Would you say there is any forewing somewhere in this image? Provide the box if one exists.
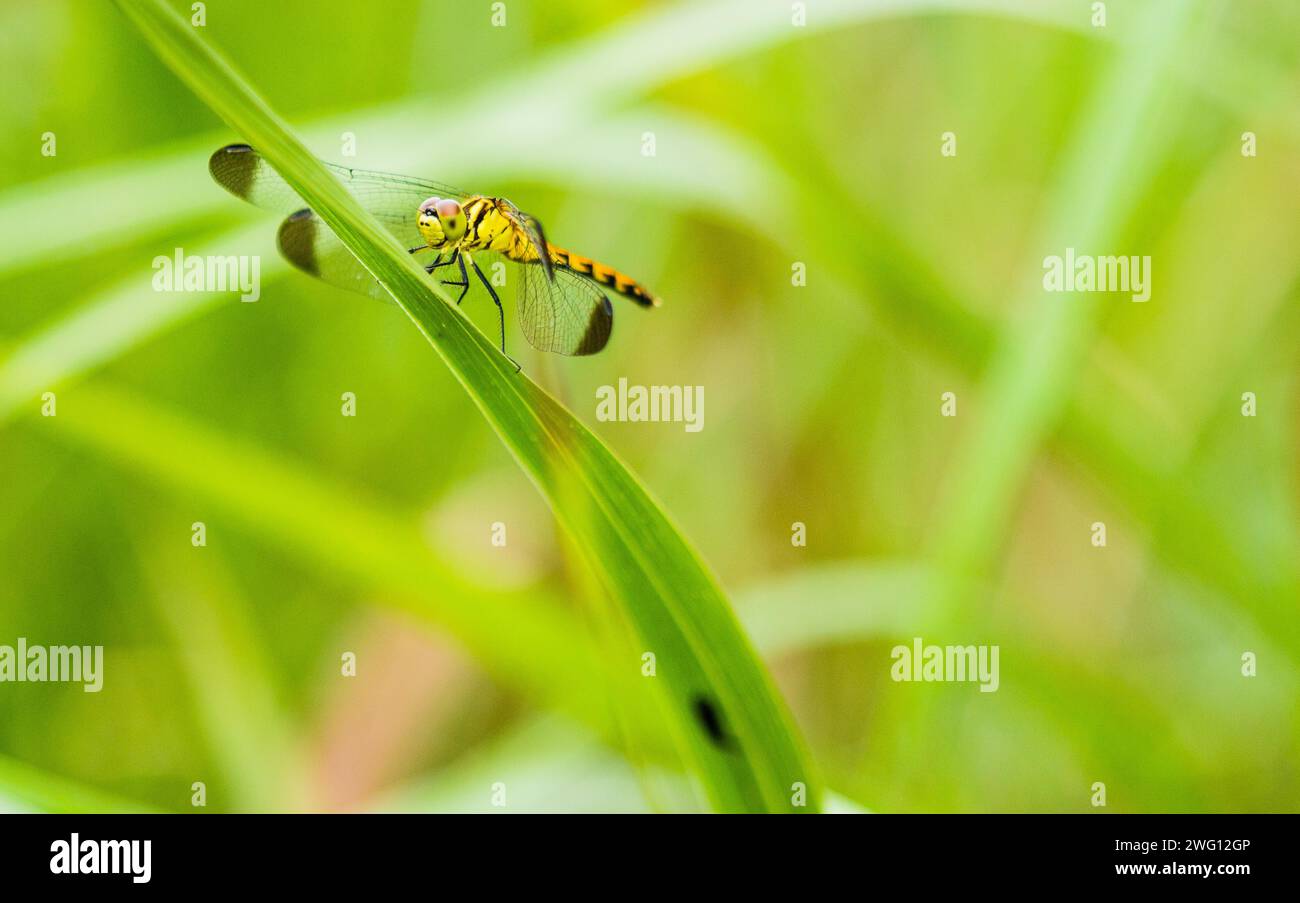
[210,144,467,299]
[516,263,613,356]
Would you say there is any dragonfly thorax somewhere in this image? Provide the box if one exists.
[417,195,530,261]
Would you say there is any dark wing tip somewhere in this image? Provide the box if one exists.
[277,209,320,276]
[209,144,258,199]
[574,294,613,355]
[691,695,732,750]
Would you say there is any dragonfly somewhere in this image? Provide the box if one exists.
[208,144,660,358]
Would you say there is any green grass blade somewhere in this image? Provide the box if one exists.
[0,223,280,424]
[142,545,307,812]
[114,0,816,812]
[932,0,1198,590]
[44,379,637,740]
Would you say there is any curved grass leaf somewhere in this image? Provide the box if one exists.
[931,0,1197,593]
[113,0,816,812]
[46,378,647,745]
[142,544,308,812]
[7,1,1279,649]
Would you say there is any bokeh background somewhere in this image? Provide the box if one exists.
[1,0,1297,812]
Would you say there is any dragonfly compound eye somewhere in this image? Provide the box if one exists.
[434,198,466,241]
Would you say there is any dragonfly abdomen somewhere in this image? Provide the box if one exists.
[466,199,661,307]
[546,245,660,308]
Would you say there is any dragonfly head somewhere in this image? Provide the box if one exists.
[417,196,466,247]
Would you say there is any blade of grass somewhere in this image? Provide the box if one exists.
[931,0,1198,595]
[731,561,1256,810]
[32,350,1295,810]
[115,0,815,812]
[41,379,620,735]
[0,223,280,424]
[4,5,1283,771]
[3,0,1280,644]
[141,540,308,812]
[34,378,900,811]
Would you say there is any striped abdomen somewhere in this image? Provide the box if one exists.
[465,198,660,307]
[544,245,660,308]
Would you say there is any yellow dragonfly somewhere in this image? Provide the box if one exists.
[209,144,660,357]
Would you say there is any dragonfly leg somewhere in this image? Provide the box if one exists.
[470,257,518,369]
[408,245,428,254]
[422,253,443,272]
[428,249,458,272]
[440,252,470,305]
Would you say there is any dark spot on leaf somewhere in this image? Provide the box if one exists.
[692,695,731,750]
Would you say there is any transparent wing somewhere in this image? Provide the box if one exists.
[209,143,469,221]
[515,262,614,356]
[209,144,467,299]
[275,209,395,302]
[211,144,616,355]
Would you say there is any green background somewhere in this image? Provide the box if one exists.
[0,0,1297,812]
